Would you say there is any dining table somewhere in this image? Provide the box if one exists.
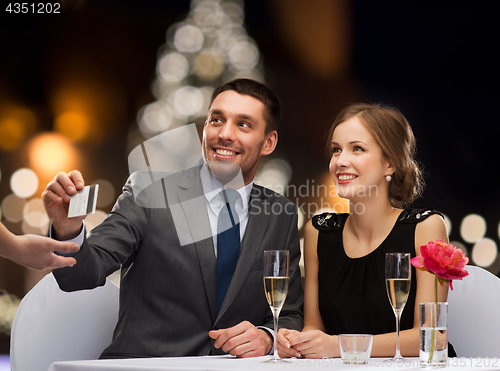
[48,355,500,371]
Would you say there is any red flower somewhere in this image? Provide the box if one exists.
[411,240,469,290]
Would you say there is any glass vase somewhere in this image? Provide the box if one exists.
[419,302,448,367]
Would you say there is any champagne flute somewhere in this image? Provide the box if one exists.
[263,250,290,362]
[385,252,411,360]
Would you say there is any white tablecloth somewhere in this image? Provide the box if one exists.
[48,355,500,371]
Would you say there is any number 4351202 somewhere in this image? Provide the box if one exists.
[5,3,61,14]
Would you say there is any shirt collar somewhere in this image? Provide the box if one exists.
[200,165,252,209]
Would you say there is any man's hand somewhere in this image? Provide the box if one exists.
[209,321,273,357]
[42,170,86,240]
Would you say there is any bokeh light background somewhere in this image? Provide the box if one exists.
[0,0,499,359]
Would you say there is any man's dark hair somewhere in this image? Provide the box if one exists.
[210,78,282,133]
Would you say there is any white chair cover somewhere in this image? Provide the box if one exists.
[448,265,500,357]
[10,273,119,371]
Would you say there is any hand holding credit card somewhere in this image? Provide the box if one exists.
[68,185,99,218]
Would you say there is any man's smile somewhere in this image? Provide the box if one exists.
[213,147,240,159]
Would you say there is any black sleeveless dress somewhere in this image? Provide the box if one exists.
[312,208,457,356]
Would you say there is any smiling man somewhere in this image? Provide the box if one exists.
[43,79,303,359]
[203,82,278,186]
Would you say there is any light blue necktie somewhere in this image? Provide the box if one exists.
[216,189,241,314]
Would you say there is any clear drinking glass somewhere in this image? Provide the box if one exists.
[420,302,448,367]
[385,252,411,360]
[263,250,290,362]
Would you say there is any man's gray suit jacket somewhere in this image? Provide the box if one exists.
[54,164,303,358]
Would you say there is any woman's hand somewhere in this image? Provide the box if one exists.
[277,328,302,358]
[286,329,339,359]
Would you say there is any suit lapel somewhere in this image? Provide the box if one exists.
[170,166,217,320]
[215,186,270,322]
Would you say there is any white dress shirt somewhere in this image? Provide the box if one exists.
[199,165,253,256]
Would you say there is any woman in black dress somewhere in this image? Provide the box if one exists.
[278,103,452,358]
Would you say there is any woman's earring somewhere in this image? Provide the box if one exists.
[385,174,392,182]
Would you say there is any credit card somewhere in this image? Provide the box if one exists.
[68,184,99,218]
